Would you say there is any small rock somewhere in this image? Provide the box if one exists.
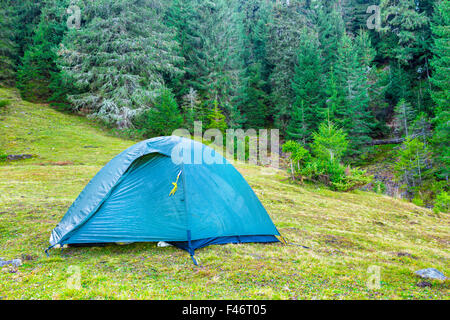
[157,241,172,247]
[6,154,33,161]
[415,268,447,280]
[0,259,22,267]
[417,281,432,288]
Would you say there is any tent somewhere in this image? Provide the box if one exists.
[47,136,280,263]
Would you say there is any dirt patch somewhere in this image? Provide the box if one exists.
[39,161,74,166]
[5,154,34,161]
[323,235,356,249]
[417,281,432,288]
[395,252,418,259]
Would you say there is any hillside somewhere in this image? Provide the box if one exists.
[0,88,448,299]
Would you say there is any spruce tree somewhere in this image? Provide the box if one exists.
[289,28,324,142]
[316,1,346,74]
[286,100,308,144]
[311,121,349,163]
[16,1,69,101]
[133,88,183,138]
[236,63,268,128]
[342,31,376,156]
[207,99,228,134]
[380,0,431,65]
[235,0,271,129]
[172,0,242,128]
[430,0,450,180]
[0,0,18,86]
[266,0,306,132]
[58,0,184,128]
[393,98,416,137]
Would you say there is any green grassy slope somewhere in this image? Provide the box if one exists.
[0,88,448,299]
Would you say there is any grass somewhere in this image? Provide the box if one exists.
[0,87,449,300]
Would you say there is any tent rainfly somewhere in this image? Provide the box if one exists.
[47,136,280,264]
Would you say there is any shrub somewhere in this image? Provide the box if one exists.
[132,88,183,138]
[434,191,450,213]
[281,124,372,192]
[373,181,386,194]
[311,122,348,162]
[282,140,310,181]
[0,99,11,109]
[412,197,425,207]
[331,166,373,192]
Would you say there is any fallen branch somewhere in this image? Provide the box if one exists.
[368,133,425,146]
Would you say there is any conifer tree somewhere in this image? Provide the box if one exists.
[236,63,268,128]
[380,0,431,65]
[311,121,349,162]
[316,1,346,74]
[394,136,431,199]
[430,0,449,180]
[133,88,183,138]
[289,28,324,142]
[235,0,271,129]
[58,0,184,128]
[207,99,228,134]
[17,1,69,101]
[267,0,306,132]
[286,100,308,144]
[0,0,18,85]
[393,98,416,137]
[171,0,242,128]
[341,31,376,156]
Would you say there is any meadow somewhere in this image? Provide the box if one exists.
[0,88,448,299]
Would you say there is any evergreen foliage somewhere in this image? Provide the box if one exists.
[1,0,448,206]
[58,0,184,128]
[133,88,183,138]
[430,0,450,180]
[0,0,18,86]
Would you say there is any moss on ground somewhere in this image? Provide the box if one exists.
[0,88,448,299]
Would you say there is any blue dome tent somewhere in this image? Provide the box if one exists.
[47,136,280,264]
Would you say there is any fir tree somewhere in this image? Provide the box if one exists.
[430,0,450,180]
[207,99,228,134]
[58,0,184,128]
[394,136,431,199]
[133,88,183,138]
[380,0,431,65]
[235,0,271,129]
[17,1,69,101]
[311,121,349,162]
[173,0,242,127]
[267,0,306,132]
[236,63,268,128]
[0,0,18,86]
[393,98,416,137]
[289,28,324,142]
[316,1,346,74]
[286,100,308,144]
[341,31,376,156]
